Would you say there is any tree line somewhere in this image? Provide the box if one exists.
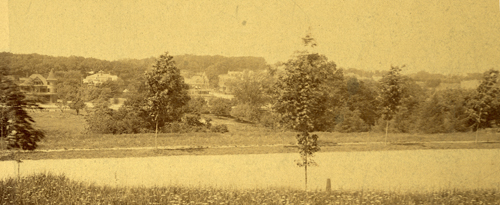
[1,48,499,150]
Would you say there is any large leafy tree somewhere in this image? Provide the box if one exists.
[418,89,471,134]
[466,69,500,142]
[344,77,379,128]
[227,70,275,122]
[377,66,404,143]
[145,52,190,149]
[0,66,44,150]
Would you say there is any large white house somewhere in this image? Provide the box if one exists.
[83,70,118,85]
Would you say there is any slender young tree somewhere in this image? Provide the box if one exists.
[145,52,190,150]
[273,35,335,196]
[377,66,404,144]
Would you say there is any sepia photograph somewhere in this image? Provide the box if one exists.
[1,0,500,204]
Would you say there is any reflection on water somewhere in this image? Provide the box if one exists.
[1,149,499,192]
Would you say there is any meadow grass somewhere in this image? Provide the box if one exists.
[31,111,500,151]
[1,173,499,204]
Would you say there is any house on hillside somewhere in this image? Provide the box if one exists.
[460,80,480,90]
[218,71,245,93]
[184,72,211,97]
[83,70,118,85]
[344,73,373,82]
[18,69,58,103]
[435,82,460,90]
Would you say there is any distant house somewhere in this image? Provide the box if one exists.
[344,73,374,82]
[436,82,461,90]
[218,71,245,93]
[18,70,58,103]
[460,80,480,90]
[184,72,211,97]
[83,70,118,85]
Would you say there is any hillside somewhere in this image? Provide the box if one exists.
[0,52,269,87]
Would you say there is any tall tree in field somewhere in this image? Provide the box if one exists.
[273,35,338,194]
[0,66,44,150]
[145,53,190,149]
[377,66,404,144]
[466,69,500,142]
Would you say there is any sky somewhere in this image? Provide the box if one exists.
[1,0,500,75]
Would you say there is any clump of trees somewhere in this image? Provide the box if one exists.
[85,53,215,136]
[4,47,500,143]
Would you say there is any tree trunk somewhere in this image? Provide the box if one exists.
[305,155,308,204]
[476,123,479,144]
[385,120,389,145]
[476,113,480,143]
[155,120,158,150]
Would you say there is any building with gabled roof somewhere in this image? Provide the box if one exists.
[18,69,58,103]
[184,72,211,97]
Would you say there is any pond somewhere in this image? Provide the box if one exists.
[1,149,499,192]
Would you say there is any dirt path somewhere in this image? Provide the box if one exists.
[3,140,498,153]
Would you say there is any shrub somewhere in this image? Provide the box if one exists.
[209,98,232,117]
[186,97,209,114]
[85,108,116,134]
[162,114,212,133]
[259,111,279,129]
[334,109,369,133]
[86,104,150,134]
[230,103,261,122]
[163,121,190,133]
[211,124,229,133]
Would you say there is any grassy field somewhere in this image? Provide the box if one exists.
[1,173,499,204]
[0,110,498,160]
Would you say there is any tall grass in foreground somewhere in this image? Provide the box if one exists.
[1,173,500,204]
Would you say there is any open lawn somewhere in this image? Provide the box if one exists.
[1,110,499,160]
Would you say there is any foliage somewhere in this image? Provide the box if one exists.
[185,97,209,115]
[258,111,280,129]
[69,97,86,115]
[0,67,44,150]
[344,77,379,127]
[227,70,274,107]
[55,70,83,102]
[377,66,404,121]
[84,103,116,134]
[377,66,427,134]
[273,51,343,132]
[162,114,212,133]
[273,38,335,192]
[230,103,261,122]
[112,107,150,134]
[225,70,275,122]
[210,124,229,133]
[466,69,500,131]
[334,109,370,133]
[416,89,471,133]
[209,98,232,117]
[145,52,190,133]
[5,173,500,204]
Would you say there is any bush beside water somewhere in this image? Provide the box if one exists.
[1,173,499,204]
